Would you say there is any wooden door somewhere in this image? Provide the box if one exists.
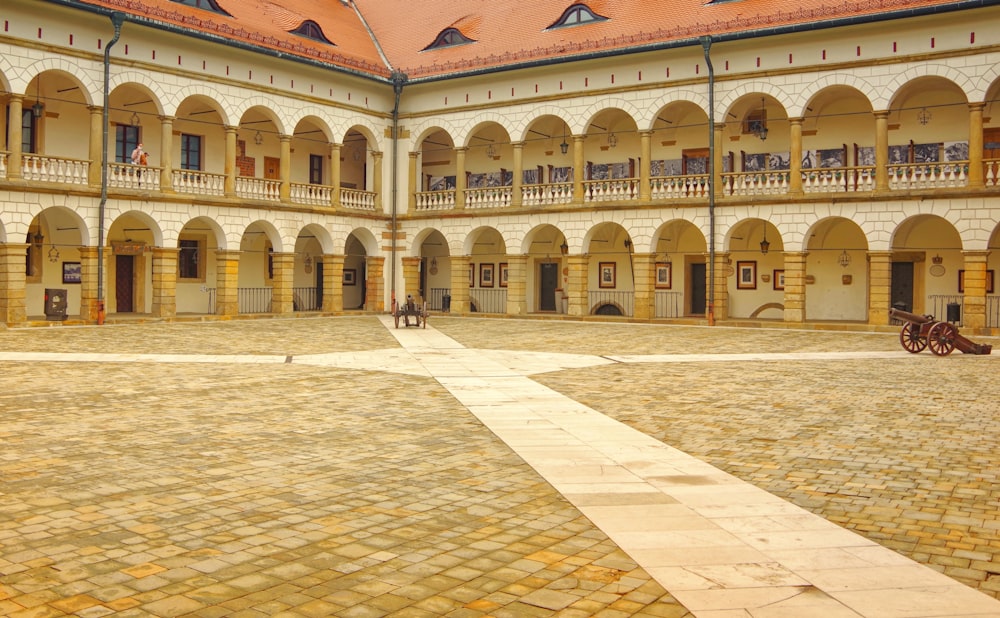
[115,255,134,313]
[690,262,706,315]
[539,262,558,311]
[264,157,280,180]
[891,262,914,313]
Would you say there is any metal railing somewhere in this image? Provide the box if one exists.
[427,287,451,311]
[238,287,273,314]
[587,290,634,316]
[469,288,507,313]
[292,287,320,311]
[987,295,1000,328]
[928,294,963,325]
[654,291,684,318]
[22,154,90,185]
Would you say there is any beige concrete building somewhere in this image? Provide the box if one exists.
[2,0,999,331]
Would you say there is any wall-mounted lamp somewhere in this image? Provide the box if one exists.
[32,78,44,119]
[755,97,768,141]
[917,107,932,126]
[130,111,140,126]
[559,241,569,255]
[32,231,44,248]
[759,225,770,255]
[560,127,569,155]
[485,142,496,158]
[839,250,852,268]
[607,131,618,149]
[624,238,633,251]
[48,246,60,263]
[254,130,263,145]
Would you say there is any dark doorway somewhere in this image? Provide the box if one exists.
[891,261,914,312]
[690,262,706,315]
[316,261,324,310]
[539,262,558,311]
[115,255,134,313]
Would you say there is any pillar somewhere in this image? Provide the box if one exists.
[455,147,467,209]
[449,255,471,313]
[968,103,985,189]
[151,247,179,318]
[783,251,808,323]
[712,124,724,196]
[505,254,528,316]
[0,243,29,324]
[88,106,103,187]
[330,143,342,208]
[401,256,422,302]
[633,252,655,319]
[639,131,652,201]
[511,142,524,208]
[874,111,890,192]
[224,125,237,197]
[279,134,292,201]
[270,252,294,313]
[565,254,590,317]
[961,250,990,330]
[867,250,893,325]
[215,250,241,316]
[407,151,418,211]
[572,135,585,202]
[7,95,23,179]
[364,256,385,312]
[321,254,344,312]
[78,246,102,322]
[371,151,383,213]
[789,117,804,194]
[159,116,174,191]
[710,251,730,321]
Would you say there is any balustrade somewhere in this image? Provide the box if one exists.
[172,170,226,195]
[0,152,7,179]
[721,171,789,196]
[236,176,281,201]
[108,162,161,191]
[801,166,875,193]
[650,175,709,199]
[521,182,573,206]
[341,188,377,210]
[22,154,89,185]
[290,182,333,206]
[414,189,456,211]
[464,186,512,209]
[888,162,968,190]
[583,178,639,202]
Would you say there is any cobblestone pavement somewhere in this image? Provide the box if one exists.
[1,316,998,617]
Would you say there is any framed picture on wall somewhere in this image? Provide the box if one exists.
[343,268,357,286]
[469,264,475,287]
[499,263,508,288]
[655,262,672,289]
[599,262,616,289]
[773,269,785,291]
[737,261,757,290]
[62,262,81,284]
[480,263,494,288]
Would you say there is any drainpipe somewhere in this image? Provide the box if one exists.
[97,12,124,325]
[389,70,407,310]
[701,36,716,327]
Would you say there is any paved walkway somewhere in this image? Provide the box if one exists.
[1,316,998,617]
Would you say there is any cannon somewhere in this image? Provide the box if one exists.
[889,308,992,356]
[392,295,428,329]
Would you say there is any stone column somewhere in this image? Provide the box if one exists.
[961,250,990,330]
[321,254,344,312]
[632,252,655,319]
[365,256,385,312]
[789,117,804,194]
[711,252,730,321]
[449,255,471,313]
[88,106,103,187]
[78,246,102,322]
[279,134,292,201]
[270,252,294,313]
[330,143,342,208]
[455,147,467,209]
[224,126,237,197]
[968,103,985,189]
[151,247,179,318]
[572,135,585,202]
[371,151,383,213]
[867,250,893,325]
[639,131,652,202]
[505,254,528,316]
[215,250,241,316]
[7,95,23,180]
[408,151,419,211]
[0,243,29,325]
[511,142,524,208]
[874,111,890,192]
[783,251,808,323]
[712,124,724,197]
[565,254,590,317]
[401,256,422,302]
[159,116,174,191]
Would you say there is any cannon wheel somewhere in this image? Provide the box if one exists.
[392,300,400,329]
[899,322,927,353]
[928,321,957,356]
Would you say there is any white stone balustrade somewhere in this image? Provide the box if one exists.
[22,154,89,185]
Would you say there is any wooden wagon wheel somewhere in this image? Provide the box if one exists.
[927,321,957,356]
[899,322,927,353]
[392,300,400,329]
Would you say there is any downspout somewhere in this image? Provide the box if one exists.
[700,36,716,327]
[389,70,407,310]
[97,12,124,325]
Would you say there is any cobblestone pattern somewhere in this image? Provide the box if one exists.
[0,320,691,617]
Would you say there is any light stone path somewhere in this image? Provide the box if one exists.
[1,316,999,617]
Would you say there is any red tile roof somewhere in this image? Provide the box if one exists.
[66,0,974,81]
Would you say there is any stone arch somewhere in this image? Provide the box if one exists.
[578,100,641,136]
[884,66,973,109]
[717,82,793,124]
[512,105,572,142]
[644,89,711,131]
[109,72,169,116]
[166,85,233,125]
[794,75,878,118]
[24,60,97,104]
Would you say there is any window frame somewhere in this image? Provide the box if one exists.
[171,0,231,16]
[309,154,324,185]
[423,28,475,51]
[548,4,608,29]
[180,133,203,171]
[178,237,206,281]
[116,125,141,164]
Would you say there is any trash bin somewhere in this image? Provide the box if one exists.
[946,302,961,324]
[442,294,451,313]
[44,288,68,321]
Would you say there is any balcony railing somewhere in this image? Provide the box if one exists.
[465,186,512,209]
[650,175,709,199]
[236,176,281,201]
[888,162,968,190]
[584,178,640,202]
[415,189,456,211]
[290,182,333,206]
[985,159,1000,187]
[341,188,377,211]
[292,287,320,311]
[108,162,161,191]
[0,151,7,179]
[588,290,634,316]
[722,171,790,196]
[470,288,507,313]
[654,290,684,318]
[22,154,89,185]
[427,287,451,311]
[928,294,964,326]
[802,166,875,193]
[522,182,573,206]
[173,170,226,195]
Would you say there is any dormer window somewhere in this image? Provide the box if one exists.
[172,0,231,16]
[424,28,475,51]
[291,20,334,45]
[548,4,607,29]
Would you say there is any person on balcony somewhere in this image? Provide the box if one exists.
[131,143,145,165]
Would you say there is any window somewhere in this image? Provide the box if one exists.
[171,0,231,16]
[309,154,324,185]
[116,125,140,164]
[291,21,333,45]
[21,109,38,154]
[423,28,475,51]
[181,134,202,171]
[548,4,607,29]
[178,238,202,280]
